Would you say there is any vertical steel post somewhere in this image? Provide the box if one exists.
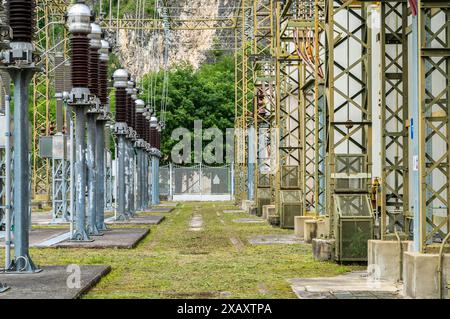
[124,139,131,217]
[247,125,255,200]
[96,120,107,230]
[411,14,420,252]
[4,95,11,269]
[117,135,127,220]
[9,68,40,272]
[72,106,90,241]
[169,162,173,200]
[152,156,160,205]
[87,113,100,235]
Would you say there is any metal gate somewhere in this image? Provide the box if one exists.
[160,164,234,201]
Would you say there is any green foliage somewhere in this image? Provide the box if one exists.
[140,55,235,163]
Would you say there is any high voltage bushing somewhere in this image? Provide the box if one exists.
[0,0,40,273]
[86,22,103,236]
[150,115,158,149]
[127,81,138,216]
[135,99,146,210]
[67,2,92,102]
[114,69,128,126]
[126,78,136,139]
[113,68,130,220]
[88,23,101,102]
[98,39,110,108]
[135,99,146,142]
[95,37,110,231]
[66,2,93,241]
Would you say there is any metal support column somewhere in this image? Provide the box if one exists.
[87,113,101,235]
[96,120,107,230]
[8,68,40,272]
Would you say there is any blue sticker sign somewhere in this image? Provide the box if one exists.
[410,118,414,140]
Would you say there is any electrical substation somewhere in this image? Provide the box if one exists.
[0,0,448,301]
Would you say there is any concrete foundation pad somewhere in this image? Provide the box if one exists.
[233,218,265,224]
[0,228,69,247]
[403,251,450,299]
[223,209,245,214]
[144,207,174,213]
[248,234,303,245]
[106,215,165,225]
[0,266,110,299]
[368,240,413,282]
[157,202,179,208]
[289,271,403,299]
[312,238,335,261]
[52,228,150,249]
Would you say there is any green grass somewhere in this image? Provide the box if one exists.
[6,202,362,298]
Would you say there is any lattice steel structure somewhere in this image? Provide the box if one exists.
[101,17,237,31]
[32,0,70,200]
[418,1,450,252]
[274,0,304,227]
[252,0,275,215]
[234,0,253,205]
[325,1,372,240]
[380,0,411,239]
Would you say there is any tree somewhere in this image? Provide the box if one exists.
[140,55,235,164]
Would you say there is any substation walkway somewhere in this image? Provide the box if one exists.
[25,202,361,298]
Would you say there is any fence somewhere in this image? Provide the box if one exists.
[160,163,234,201]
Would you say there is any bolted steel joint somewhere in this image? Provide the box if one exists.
[114,122,128,135]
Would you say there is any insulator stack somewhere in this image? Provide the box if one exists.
[88,23,101,98]
[54,53,64,94]
[139,113,145,139]
[98,60,108,105]
[150,127,157,148]
[99,40,110,106]
[88,47,99,96]
[135,100,145,140]
[64,60,72,93]
[115,88,127,123]
[126,91,132,128]
[144,114,150,144]
[131,98,136,130]
[67,3,92,91]
[156,130,161,150]
[7,0,35,43]
[71,35,90,88]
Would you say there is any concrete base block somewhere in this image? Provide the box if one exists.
[267,215,280,226]
[316,218,330,239]
[367,240,412,283]
[403,251,450,299]
[304,220,317,244]
[294,216,314,238]
[262,205,275,220]
[312,238,335,261]
[241,200,255,213]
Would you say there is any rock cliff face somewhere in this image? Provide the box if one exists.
[110,0,236,80]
